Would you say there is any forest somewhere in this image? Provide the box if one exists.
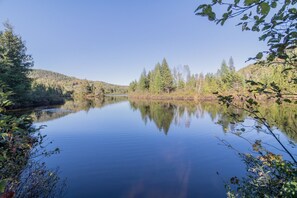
[129,57,297,100]
[29,69,128,105]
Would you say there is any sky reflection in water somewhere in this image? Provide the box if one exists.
[30,97,296,198]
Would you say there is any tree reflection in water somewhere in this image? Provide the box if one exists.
[128,99,297,142]
[22,97,297,197]
[129,99,297,197]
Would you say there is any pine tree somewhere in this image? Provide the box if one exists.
[0,22,33,104]
[138,69,149,91]
[160,58,174,93]
[150,63,163,93]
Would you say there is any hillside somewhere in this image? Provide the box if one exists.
[29,69,128,98]
[238,64,273,80]
[29,69,77,82]
[238,63,297,95]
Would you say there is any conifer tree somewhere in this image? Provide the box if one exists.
[129,80,137,92]
[138,69,149,91]
[0,22,33,104]
[150,63,163,93]
[160,58,174,93]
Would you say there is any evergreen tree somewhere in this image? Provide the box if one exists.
[150,63,163,93]
[160,58,174,93]
[129,80,137,92]
[147,71,151,90]
[222,60,230,88]
[138,69,149,91]
[0,22,33,105]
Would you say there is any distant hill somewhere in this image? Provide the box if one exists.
[29,69,77,82]
[28,69,128,98]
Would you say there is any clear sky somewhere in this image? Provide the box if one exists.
[0,0,267,85]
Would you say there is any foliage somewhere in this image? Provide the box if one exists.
[195,0,297,65]
[195,1,297,195]
[129,80,138,92]
[14,161,66,198]
[130,57,249,96]
[29,69,128,100]
[137,69,149,91]
[0,83,64,197]
[214,92,297,196]
[0,22,33,106]
[0,86,34,193]
[27,83,66,106]
[160,59,174,93]
[150,63,163,94]
[226,145,297,197]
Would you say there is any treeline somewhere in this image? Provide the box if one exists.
[129,57,297,98]
[129,57,243,95]
[29,69,128,100]
[129,59,174,93]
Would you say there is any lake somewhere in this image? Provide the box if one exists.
[26,96,296,197]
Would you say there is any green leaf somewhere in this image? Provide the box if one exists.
[241,14,249,20]
[271,1,277,8]
[244,0,259,6]
[260,2,270,15]
[289,8,297,14]
[256,52,263,59]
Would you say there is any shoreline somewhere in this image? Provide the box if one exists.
[128,93,218,102]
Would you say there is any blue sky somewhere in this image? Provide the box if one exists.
[0,0,267,85]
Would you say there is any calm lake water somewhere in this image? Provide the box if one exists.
[27,96,296,198]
